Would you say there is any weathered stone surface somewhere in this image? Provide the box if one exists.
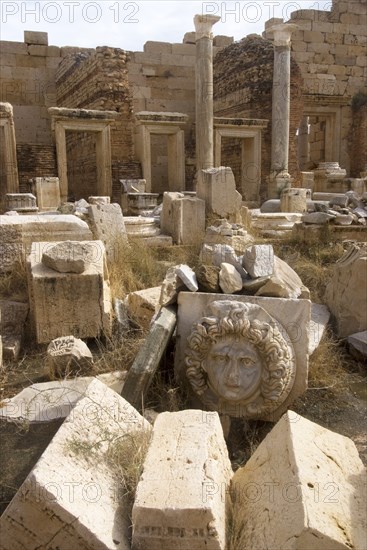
[242,244,274,278]
[88,203,128,263]
[255,256,305,299]
[126,286,161,329]
[197,167,242,219]
[280,187,309,213]
[159,266,186,306]
[5,193,38,212]
[324,243,367,337]
[219,263,243,294]
[0,373,127,423]
[260,199,281,213]
[88,196,110,205]
[200,244,246,277]
[309,304,330,355]
[176,264,198,292]
[0,215,92,273]
[175,293,310,421]
[334,214,354,225]
[171,196,206,245]
[0,379,151,549]
[132,410,232,550]
[195,264,220,292]
[302,212,336,224]
[41,241,95,273]
[30,177,61,211]
[231,411,367,550]
[204,221,254,255]
[27,241,112,343]
[47,335,93,378]
[160,192,185,236]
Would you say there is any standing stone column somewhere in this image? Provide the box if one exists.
[194,14,220,174]
[268,23,298,198]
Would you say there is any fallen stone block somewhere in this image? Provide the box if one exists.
[231,411,367,550]
[242,244,274,278]
[219,263,243,294]
[126,286,161,329]
[87,203,128,263]
[121,306,176,410]
[30,177,61,211]
[0,378,151,550]
[325,243,367,338]
[347,330,367,360]
[309,304,330,355]
[27,240,112,343]
[255,256,305,299]
[132,409,233,550]
[176,264,198,292]
[200,244,246,277]
[195,264,221,293]
[197,166,242,220]
[47,335,93,378]
[302,212,336,224]
[42,240,94,274]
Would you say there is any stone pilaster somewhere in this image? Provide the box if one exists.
[194,14,220,174]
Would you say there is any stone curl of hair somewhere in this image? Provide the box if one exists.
[184,303,292,405]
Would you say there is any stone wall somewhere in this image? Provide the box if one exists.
[285,0,367,174]
[213,35,304,199]
[55,47,137,201]
[350,98,367,177]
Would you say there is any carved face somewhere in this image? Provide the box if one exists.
[202,337,262,402]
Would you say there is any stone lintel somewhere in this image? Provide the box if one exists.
[135,111,189,124]
[48,107,119,122]
[214,117,269,129]
[267,23,299,46]
[194,14,221,39]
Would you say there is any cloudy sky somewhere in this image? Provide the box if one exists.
[1,1,332,50]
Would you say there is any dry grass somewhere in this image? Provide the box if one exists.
[0,256,28,301]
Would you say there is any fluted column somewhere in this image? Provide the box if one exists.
[268,23,298,197]
[194,14,220,173]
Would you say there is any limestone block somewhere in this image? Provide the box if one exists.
[203,221,253,254]
[47,335,93,378]
[42,241,95,274]
[27,241,112,343]
[88,196,111,205]
[200,244,246,277]
[88,203,128,263]
[159,265,197,306]
[5,193,38,213]
[0,378,151,549]
[324,243,367,338]
[242,244,274,279]
[124,216,160,238]
[175,293,310,421]
[126,286,161,329]
[260,199,281,213]
[132,410,233,550]
[160,191,185,236]
[171,197,206,245]
[219,263,243,294]
[231,411,367,550]
[302,212,336,224]
[255,256,305,299]
[0,214,92,273]
[197,167,242,219]
[24,31,48,45]
[176,265,198,292]
[280,188,310,213]
[309,304,330,355]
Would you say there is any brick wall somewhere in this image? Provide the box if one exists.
[213,35,304,199]
[16,144,57,192]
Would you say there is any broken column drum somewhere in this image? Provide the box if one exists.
[184,300,296,418]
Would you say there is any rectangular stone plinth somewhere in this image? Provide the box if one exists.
[0,214,92,273]
[231,411,367,549]
[132,410,233,550]
[30,177,61,211]
[197,167,242,219]
[0,379,151,550]
[27,241,112,343]
[88,203,127,263]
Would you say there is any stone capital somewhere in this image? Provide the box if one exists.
[194,14,221,40]
[267,23,299,47]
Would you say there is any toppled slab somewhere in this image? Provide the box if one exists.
[0,379,151,550]
[197,167,242,220]
[242,244,274,278]
[126,286,161,329]
[309,304,330,355]
[347,330,367,360]
[255,256,305,299]
[87,203,128,263]
[132,410,233,550]
[231,411,367,549]
[47,335,93,378]
[42,241,94,273]
[325,243,367,338]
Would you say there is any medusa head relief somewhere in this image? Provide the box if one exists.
[184,301,296,419]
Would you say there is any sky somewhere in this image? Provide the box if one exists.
[1,1,333,51]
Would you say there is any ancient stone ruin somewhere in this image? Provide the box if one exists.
[0,1,366,548]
